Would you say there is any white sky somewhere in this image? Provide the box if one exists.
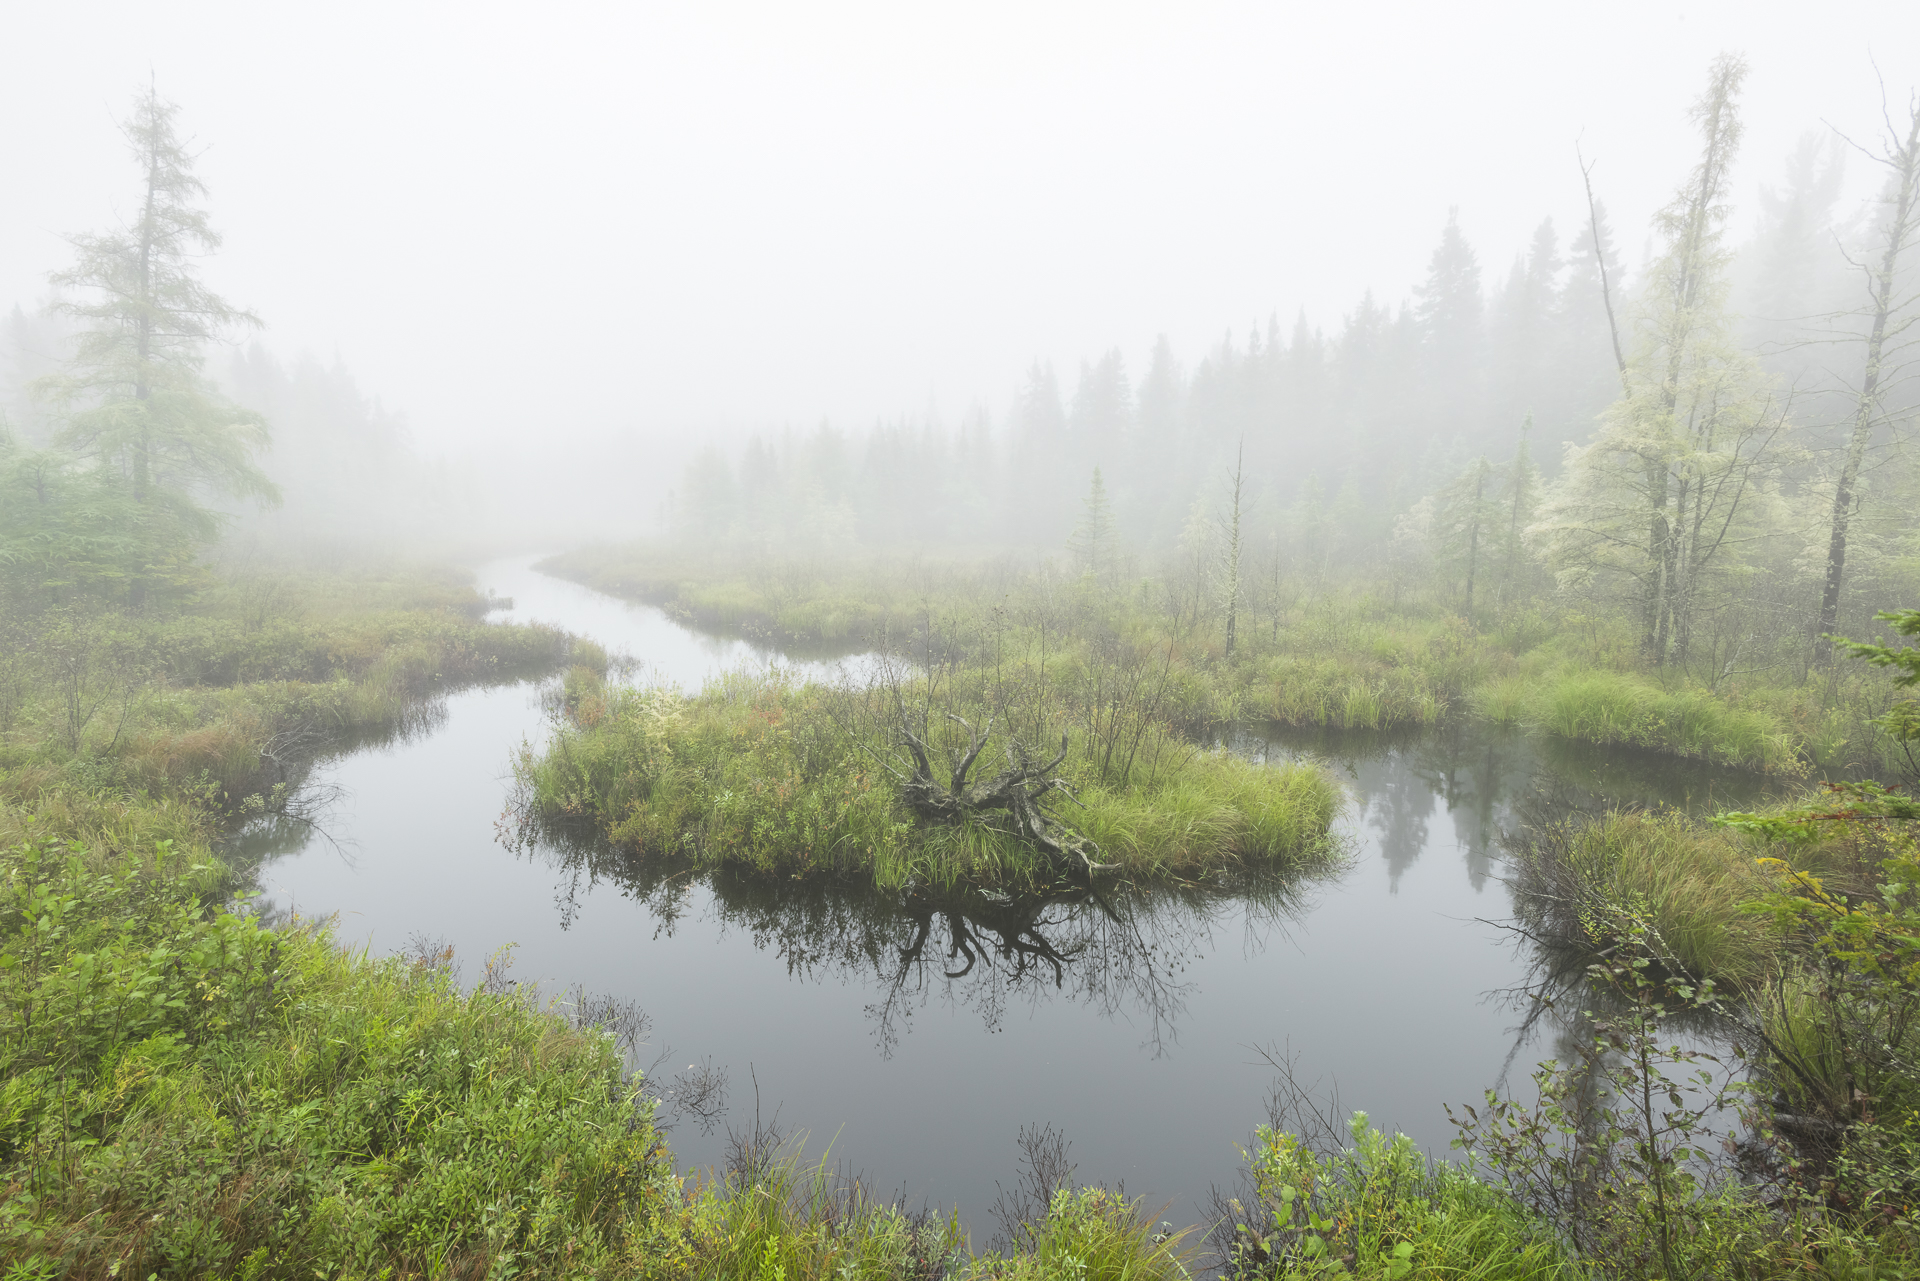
[4,1,1918,466]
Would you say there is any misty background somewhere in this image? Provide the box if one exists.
[3,1,1918,557]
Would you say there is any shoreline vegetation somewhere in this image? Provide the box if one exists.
[9,57,1920,1279]
[1,556,1918,1276]
[510,660,1344,892]
[536,541,1902,779]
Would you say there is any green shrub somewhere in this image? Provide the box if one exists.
[0,837,674,1279]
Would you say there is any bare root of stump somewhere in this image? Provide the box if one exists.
[875,711,1117,878]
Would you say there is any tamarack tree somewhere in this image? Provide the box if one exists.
[32,83,276,606]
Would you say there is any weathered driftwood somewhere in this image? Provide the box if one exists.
[872,710,1116,877]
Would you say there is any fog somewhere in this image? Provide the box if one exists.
[4,0,1918,547]
[15,6,1920,1251]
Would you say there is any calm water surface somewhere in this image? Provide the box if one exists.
[242,556,1784,1222]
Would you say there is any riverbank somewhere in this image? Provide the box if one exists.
[540,542,1908,777]
[8,554,1918,1277]
[0,559,574,851]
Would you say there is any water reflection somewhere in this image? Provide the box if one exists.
[1238,721,1788,895]
[241,559,1812,1216]
[515,812,1316,1059]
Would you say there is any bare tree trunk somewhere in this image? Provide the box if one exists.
[130,104,161,608]
[1815,93,1920,665]
[1464,459,1487,621]
[1580,148,1631,396]
[1223,440,1245,658]
[872,702,1115,877]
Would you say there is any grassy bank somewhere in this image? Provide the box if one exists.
[7,811,1914,1277]
[513,663,1343,891]
[1510,810,1781,989]
[540,542,1914,776]
[0,559,571,837]
[0,837,678,1278]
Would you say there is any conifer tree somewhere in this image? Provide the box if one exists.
[37,84,276,604]
[1414,209,1486,440]
[1068,466,1116,578]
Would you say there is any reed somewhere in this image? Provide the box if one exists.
[1510,810,1777,988]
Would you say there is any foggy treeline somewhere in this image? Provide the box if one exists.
[2,57,1915,681]
[673,204,1622,553]
[3,305,474,555]
[667,71,1920,674]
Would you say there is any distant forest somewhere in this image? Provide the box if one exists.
[2,61,1914,673]
[665,108,1915,667]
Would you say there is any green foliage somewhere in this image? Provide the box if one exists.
[0,837,674,1279]
[1525,670,1796,773]
[14,88,277,608]
[0,561,570,820]
[1512,811,1778,989]
[1448,935,1800,1281]
[1221,1114,1572,1280]
[514,667,1341,890]
[540,543,1897,774]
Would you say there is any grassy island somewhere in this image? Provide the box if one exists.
[514,660,1342,891]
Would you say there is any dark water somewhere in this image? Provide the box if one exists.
[243,556,1788,1224]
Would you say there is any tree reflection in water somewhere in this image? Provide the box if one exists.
[505,805,1319,1059]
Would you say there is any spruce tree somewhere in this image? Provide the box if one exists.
[38,84,276,605]
[1068,466,1116,578]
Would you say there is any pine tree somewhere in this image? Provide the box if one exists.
[1069,349,1131,451]
[1413,209,1486,442]
[1068,466,1116,579]
[37,84,276,604]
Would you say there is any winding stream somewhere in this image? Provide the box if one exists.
[238,556,1788,1222]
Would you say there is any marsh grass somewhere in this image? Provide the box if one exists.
[1511,810,1778,988]
[1,561,573,826]
[514,667,1342,890]
[541,542,1903,776]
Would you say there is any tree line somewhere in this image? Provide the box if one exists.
[671,56,1920,682]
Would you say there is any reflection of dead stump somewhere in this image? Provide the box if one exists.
[878,711,1116,877]
[896,891,1084,986]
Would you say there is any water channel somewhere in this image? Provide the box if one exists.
[237,555,1791,1224]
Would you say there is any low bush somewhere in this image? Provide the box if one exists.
[0,837,675,1279]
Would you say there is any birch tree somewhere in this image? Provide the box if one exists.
[1539,55,1794,668]
[1812,85,1920,664]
